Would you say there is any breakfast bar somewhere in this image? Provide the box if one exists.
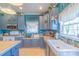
[0,41,21,56]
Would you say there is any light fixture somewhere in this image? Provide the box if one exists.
[19,7,22,10]
[10,3,23,7]
[53,5,56,7]
[39,6,43,10]
[0,8,16,14]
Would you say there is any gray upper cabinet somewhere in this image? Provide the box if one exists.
[0,14,18,30]
[17,15,25,30]
[0,14,6,29]
[0,14,3,29]
[7,15,17,25]
[39,14,49,30]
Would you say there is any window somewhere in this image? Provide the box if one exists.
[25,15,39,34]
[26,22,38,34]
[61,16,79,37]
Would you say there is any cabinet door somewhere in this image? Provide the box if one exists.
[11,44,19,56]
[14,45,19,56]
[40,39,46,48]
[15,37,24,48]
[24,39,32,48]
[2,50,11,56]
[32,39,46,48]
[20,39,24,48]
[32,39,40,47]
[23,39,46,48]
[18,15,25,30]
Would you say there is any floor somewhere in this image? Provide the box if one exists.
[19,48,46,56]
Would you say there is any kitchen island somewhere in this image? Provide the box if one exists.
[0,41,21,56]
[46,40,79,56]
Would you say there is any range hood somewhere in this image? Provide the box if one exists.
[7,24,17,30]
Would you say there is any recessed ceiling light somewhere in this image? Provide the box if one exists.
[0,8,16,14]
[39,6,43,10]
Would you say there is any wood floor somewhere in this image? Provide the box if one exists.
[19,48,46,56]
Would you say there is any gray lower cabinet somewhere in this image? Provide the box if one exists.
[15,37,24,48]
[23,39,46,48]
[2,43,20,56]
[24,39,32,48]
[32,39,40,47]
[0,37,3,41]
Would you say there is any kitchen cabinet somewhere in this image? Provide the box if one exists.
[2,50,11,56]
[32,39,40,47]
[2,43,20,56]
[11,44,19,56]
[0,36,24,48]
[15,37,24,48]
[0,14,18,30]
[51,20,60,32]
[0,41,21,56]
[18,15,25,30]
[24,39,32,48]
[40,39,46,48]
[39,14,49,30]
[0,14,7,29]
[23,38,45,48]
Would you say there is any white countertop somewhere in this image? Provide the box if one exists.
[47,40,79,56]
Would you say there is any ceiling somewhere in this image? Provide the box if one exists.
[0,3,57,15]
[22,3,50,15]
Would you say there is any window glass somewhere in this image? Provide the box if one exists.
[78,24,79,29]
[60,5,79,38]
[62,16,79,37]
[63,26,69,34]
[77,29,79,37]
[26,22,38,34]
[77,24,79,36]
[73,24,78,29]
